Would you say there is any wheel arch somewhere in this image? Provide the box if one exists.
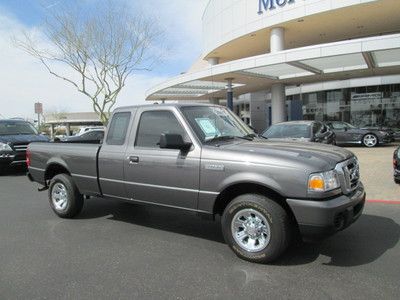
[213,182,297,223]
[45,162,71,182]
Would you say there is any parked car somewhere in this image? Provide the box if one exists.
[61,129,104,144]
[27,104,365,264]
[325,121,393,147]
[394,146,400,184]
[261,121,335,144]
[76,126,104,136]
[0,119,49,173]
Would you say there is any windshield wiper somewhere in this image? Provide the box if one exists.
[205,135,256,144]
[204,135,236,144]
[236,134,255,141]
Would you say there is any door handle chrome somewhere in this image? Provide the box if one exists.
[128,156,139,164]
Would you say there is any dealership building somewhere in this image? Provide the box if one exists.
[146,0,400,132]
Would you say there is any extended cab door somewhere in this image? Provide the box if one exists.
[124,107,201,209]
[98,110,135,199]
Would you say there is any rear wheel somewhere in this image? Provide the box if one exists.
[221,194,291,264]
[362,134,378,147]
[48,174,84,218]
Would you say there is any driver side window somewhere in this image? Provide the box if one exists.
[331,122,347,131]
[135,111,189,148]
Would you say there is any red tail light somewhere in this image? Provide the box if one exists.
[26,148,31,168]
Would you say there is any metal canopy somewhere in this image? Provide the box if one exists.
[146,34,400,101]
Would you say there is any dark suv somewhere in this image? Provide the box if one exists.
[0,119,49,173]
[262,121,335,144]
[394,146,400,184]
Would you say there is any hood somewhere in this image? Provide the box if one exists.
[0,134,49,144]
[209,139,354,171]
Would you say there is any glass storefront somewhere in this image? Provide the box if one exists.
[297,84,400,129]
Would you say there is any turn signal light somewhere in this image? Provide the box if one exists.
[308,175,325,191]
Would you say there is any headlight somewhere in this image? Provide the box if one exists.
[308,170,340,192]
[0,142,12,151]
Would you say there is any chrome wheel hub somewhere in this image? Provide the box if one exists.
[51,183,68,211]
[363,134,377,147]
[231,209,271,252]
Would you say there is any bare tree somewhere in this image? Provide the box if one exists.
[15,1,163,124]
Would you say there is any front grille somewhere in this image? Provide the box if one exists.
[335,157,360,194]
[12,144,28,152]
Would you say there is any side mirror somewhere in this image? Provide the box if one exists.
[159,133,192,151]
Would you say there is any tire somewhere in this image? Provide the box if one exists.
[221,194,291,264]
[362,133,378,147]
[48,174,84,218]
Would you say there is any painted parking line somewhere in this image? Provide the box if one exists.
[367,200,400,204]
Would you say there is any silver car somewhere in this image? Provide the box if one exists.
[325,121,393,147]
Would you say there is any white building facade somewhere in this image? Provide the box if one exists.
[146,0,400,132]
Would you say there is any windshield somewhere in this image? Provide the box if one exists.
[343,122,357,129]
[180,106,253,143]
[263,123,311,139]
[0,121,38,135]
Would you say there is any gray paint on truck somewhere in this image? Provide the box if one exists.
[28,104,365,238]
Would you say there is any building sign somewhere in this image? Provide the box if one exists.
[351,92,383,112]
[351,92,382,102]
[258,0,295,15]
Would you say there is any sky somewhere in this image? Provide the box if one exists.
[0,0,209,119]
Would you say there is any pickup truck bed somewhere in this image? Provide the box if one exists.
[29,143,101,195]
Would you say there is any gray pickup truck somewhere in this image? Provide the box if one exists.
[27,104,365,263]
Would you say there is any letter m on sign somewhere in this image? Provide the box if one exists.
[258,0,275,14]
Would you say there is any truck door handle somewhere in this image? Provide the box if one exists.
[128,156,139,164]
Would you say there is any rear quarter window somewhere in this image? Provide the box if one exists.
[106,112,131,145]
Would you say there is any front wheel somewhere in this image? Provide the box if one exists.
[48,174,84,218]
[221,194,291,264]
[362,134,378,147]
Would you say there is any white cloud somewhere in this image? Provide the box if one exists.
[0,12,169,120]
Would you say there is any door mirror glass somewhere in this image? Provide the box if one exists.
[159,134,192,150]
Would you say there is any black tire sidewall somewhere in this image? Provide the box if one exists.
[221,194,289,263]
[48,174,83,218]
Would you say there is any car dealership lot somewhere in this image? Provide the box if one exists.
[347,143,400,201]
[1,145,400,299]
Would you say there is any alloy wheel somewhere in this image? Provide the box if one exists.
[231,208,271,252]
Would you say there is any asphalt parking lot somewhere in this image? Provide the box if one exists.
[0,145,399,299]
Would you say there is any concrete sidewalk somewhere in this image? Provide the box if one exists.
[346,143,400,202]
